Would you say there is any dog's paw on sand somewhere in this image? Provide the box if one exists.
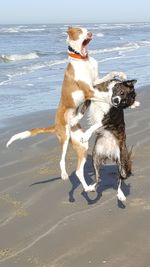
[61,173,69,180]
[84,183,97,192]
[117,188,126,202]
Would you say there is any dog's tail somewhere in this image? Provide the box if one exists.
[6,125,55,147]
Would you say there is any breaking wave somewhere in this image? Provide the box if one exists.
[96,33,104,37]
[0,26,46,33]
[0,59,68,86]
[90,41,150,55]
[0,51,47,62]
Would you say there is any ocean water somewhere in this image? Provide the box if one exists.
[0,23,150,126]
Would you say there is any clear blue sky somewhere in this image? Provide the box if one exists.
[1,0,150,24]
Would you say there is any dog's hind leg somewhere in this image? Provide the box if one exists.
[116,148,127,202]
[116,144,132,202]
[80,121,103,143]
[118,141,132,179]
[71,125,96,192]
[92,149,103,183]
[116,161,126,202]
[117,178,126,202]
[58,124,70,180]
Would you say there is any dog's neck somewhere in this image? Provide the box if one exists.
[68,45,88,60]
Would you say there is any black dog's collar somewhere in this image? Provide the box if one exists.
[68,45,80,55]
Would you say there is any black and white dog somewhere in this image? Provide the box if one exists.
[79,79,138,201]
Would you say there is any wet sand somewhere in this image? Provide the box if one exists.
[0,86,150,267]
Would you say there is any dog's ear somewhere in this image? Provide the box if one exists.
[123,79,137,87]
[128,145,134,158]
[67,27,73,36]
[67,27,82,40]
[67,26,72,31]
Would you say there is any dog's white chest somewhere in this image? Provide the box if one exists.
[88,101,110,125]
[95,130,120,161]
[71,57,97,86]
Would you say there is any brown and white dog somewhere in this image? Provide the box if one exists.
[6,27,127,192]
[78,79,137,201]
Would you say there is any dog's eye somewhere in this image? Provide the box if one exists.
[120,90,124,95]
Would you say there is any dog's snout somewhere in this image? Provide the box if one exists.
[114,97,119,104]
[112,96,121,106]
[87,32,92,39]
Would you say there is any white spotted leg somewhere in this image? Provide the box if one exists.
[117,179,126,202]
[71,125,97,192]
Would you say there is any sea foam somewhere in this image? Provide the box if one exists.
[0,52,40,62]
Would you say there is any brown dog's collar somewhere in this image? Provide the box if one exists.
[68,53,88,60]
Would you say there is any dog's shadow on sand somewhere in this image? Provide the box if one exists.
[69,154,131,208]
[30,154,130,208]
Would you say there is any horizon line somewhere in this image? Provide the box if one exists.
[0,21,150,25]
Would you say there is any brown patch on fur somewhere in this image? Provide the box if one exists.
[60,63,94,108]
[67,27,82,41]
[60,63,77,108]
[94,81,110,92]
[77,80,94,99]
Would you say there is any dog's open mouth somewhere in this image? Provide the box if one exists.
[81,32,92,56]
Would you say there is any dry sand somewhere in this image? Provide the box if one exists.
[0,86,150,267]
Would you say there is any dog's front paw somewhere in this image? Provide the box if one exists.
[130,101,140,109]
[118,72,127,80]
[61,172,69,180]
[111,71,127,81]
[115,72,127,80]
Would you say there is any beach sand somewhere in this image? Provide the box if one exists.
[0,85,150,267]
